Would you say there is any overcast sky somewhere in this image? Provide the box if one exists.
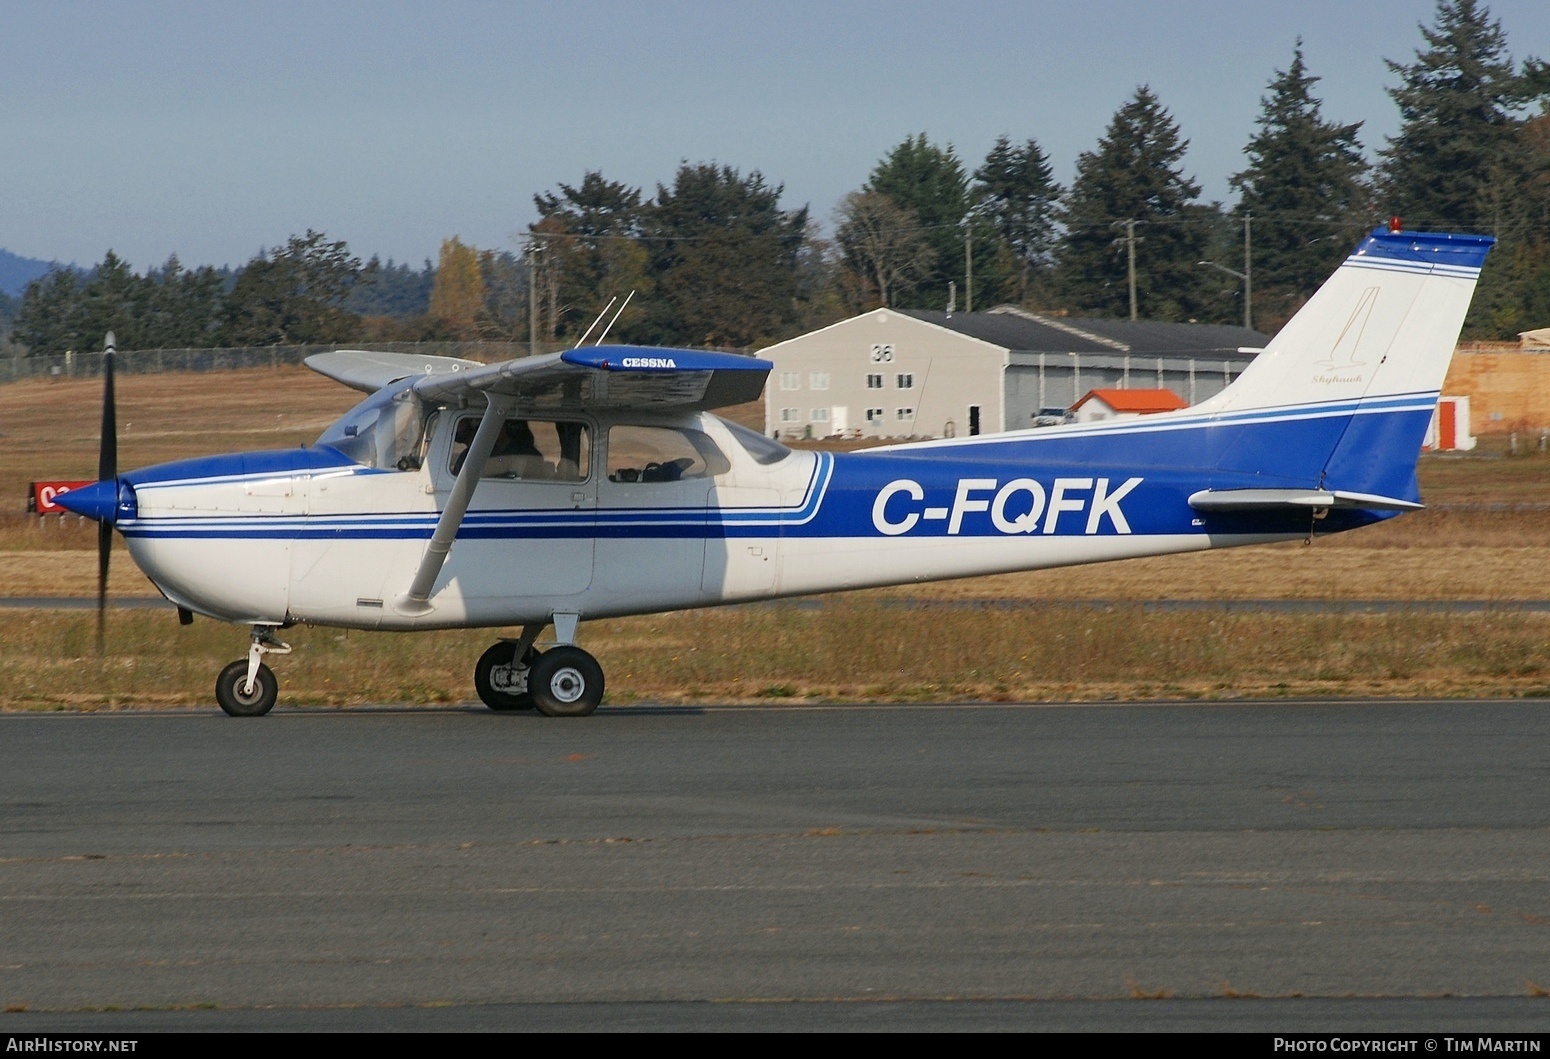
[4,0,1548,270]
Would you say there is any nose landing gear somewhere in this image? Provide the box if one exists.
[215,626,290,717]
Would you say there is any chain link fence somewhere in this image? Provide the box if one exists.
[0,340,580,384]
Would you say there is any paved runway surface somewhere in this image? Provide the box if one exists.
[3,701,1549,1032]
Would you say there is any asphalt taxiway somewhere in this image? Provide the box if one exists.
[3,700,1548,1031]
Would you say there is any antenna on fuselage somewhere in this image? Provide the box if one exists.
[571,296,618,349]
[592,290,635,346]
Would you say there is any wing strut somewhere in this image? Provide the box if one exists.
[396,397,512,615]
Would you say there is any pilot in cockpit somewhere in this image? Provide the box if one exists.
[484,420,546,478]
[452,418,549,478]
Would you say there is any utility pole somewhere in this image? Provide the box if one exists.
[527,239,541,356]
[1242,212,1253,332]
[1125,219,1138,321]
[964,224,973,313]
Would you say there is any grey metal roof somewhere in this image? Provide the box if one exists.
[902,309,1269,359]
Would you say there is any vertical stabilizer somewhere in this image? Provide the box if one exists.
[1199,228,1492,414]
[1194,228,1493,499]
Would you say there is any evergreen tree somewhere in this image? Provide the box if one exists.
[1057,87,1215,321]
[13,268,85,355]
[1379,0,1542,230]
[864,134,970,308]
[346,258,434,318]
[14,252,161,354]
[1467,112,1550,336]
[641,163,808,347]
[76,251,145,349]
[973,135,1061,305]
[531,172,648,341]
[1231,44,1370,328]
[140,255,225,349]
[223,231,363,345]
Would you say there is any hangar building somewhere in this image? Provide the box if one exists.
[760,306,1269,440]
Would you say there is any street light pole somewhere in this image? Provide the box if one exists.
[1196,260,1253,331]
[1125,219,1137,321]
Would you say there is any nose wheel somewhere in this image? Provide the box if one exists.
[215,626,289,717]
[215,660,277,716]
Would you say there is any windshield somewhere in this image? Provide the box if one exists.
[717,416,791,465]
[316,378,432,470]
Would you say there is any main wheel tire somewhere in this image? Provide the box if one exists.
[528,646,604,717]
[215,660,278,717]
[475,641,538,711]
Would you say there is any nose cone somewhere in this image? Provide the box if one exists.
[54,478,136,523]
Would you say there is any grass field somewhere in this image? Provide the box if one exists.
[3,365,1549,709]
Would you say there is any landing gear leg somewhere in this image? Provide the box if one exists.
[475,623,543,712]
[215,625,290,717]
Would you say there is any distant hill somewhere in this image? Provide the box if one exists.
[0,248,66,297]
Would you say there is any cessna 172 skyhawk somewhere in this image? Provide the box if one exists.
[59,226,1492,717]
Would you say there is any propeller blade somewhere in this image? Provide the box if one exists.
[96,331,116,656]
[96,520,111,654]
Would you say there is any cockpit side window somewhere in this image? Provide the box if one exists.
[315,380,431,471]
[449,417,591,482]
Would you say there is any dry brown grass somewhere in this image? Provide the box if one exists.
[7,600,1550,710]
[0,366,356,505]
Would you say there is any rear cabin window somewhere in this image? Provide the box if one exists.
[606,426,730,483]
[720,417,791,465]
[449,417,590,482]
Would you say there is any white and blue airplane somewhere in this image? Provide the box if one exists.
[60,226,1493,716]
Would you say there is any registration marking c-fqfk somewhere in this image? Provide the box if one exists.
[872,477,1144,536]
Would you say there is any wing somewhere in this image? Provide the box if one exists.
[306,349,485,393]
[411,346,771,412]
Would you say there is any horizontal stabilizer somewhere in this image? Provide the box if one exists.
[306,349,485,393]
[1188,488,1423,512]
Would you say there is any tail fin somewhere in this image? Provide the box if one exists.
[1196,227,1493,500]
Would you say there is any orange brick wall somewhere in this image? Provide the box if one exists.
[1441,349,1550,434]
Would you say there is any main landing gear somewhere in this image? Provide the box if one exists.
[212,617,604,718]
[474,619,604,717]
[215,626,290,717]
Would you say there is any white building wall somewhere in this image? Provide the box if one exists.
[760,311,1007,440]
